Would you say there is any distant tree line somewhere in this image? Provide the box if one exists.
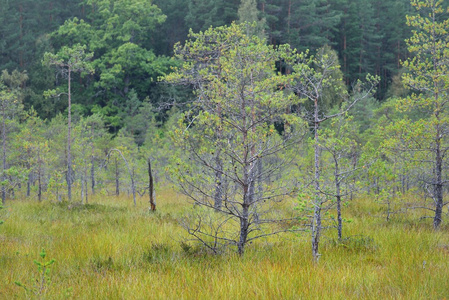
[1,0,442,131]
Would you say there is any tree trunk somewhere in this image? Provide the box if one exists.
[359,25,364,76]
[129,171,136,206]
[257,157,263,199]
[238,205,249,255]
[214,104,224,210]
[85,171,88,204]
[238,108,251,255]
[91,128,95,195]
[238,184,250,255]
[433,123,443,229]
[38,165,42,202]
[334,157,342,239]
[26,146,31,197]
[115,157,119,196]
[110,149,136,205]
[287,0,291,45]
[67,67,72,201]
[312,205,322,262]
[336,193,342,239]
[19,4,23,67]
[49,2,53,22]
[27,175,31,197]
[148,158,156,211]
[312,97,321,262]
[81,172,85,204]
[343,8,348,85]
[250,160,259,224]
[214,150,223,210]
[1,104,6,205]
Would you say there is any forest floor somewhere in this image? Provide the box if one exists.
[1,188,449,299]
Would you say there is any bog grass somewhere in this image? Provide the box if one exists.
[1,189,449,299]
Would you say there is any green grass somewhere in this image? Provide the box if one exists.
[1,189,449,299]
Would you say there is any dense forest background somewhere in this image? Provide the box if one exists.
[0,0,422,127]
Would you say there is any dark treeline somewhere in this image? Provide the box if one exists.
[0,0,424,129]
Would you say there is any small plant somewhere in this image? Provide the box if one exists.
[324,235,377,253]
[90,256,115,272]
[15,248,55,298]
[143,243,171,263]
[180,241,193,255]
[179,241,213,257]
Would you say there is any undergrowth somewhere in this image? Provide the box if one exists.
[0,189,448,299]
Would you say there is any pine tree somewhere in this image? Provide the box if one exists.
[0,70,28,204]
[337,0,382,84]
[184,0,240,33]
[286,0,341,52]
[260,0,285,45]
[43,44,94,201]
[238,0,266,38]
[153,0,189,55]
[165,23,304,255]
[399,0,449,229]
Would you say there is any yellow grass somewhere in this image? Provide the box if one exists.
[1,188,449,299]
